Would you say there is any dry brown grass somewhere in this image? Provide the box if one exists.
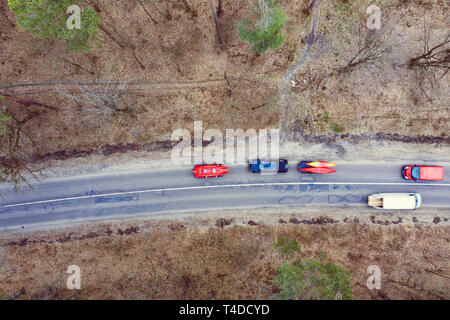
[1,1,448,160]
[0,0,287,155]
[0,220,448,300]
[285,0,449,136]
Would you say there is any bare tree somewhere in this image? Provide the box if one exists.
[56,77,131,118]
[142,249,171,299]
[408,19,449,100]
[123,248,171,299]
[409,33,449,71]
[338,29,392,75]
[0,108,45,192]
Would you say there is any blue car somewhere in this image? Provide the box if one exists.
[249,159,288,173]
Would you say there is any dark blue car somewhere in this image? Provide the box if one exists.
[249,159,288,174]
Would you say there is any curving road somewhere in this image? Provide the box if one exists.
[0,161,449,230]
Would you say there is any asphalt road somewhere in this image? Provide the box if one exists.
[0,162,449,229]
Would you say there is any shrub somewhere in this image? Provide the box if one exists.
[8,0,99,52]
[0,106,11,137]
[236,0,287,54]
[273,237,301,256]
[329,122,343,133]
[273,257,354,300]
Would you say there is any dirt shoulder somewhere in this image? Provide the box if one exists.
[22,137,450,182]
[0,207,448,300]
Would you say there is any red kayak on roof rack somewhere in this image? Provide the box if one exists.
[193,164,229,178]
[298,161,337,174]
[301,167,336,174]
[306,161,336,168]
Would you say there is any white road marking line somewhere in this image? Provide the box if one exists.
[3,181,450,208]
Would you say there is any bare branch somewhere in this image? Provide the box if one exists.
[56,76,131,118]
[338,28,392,75]
[0,93,57,111]
[138,0,159,24]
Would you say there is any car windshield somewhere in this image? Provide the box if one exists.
[250,160,260,172]
[411,167,421,179]
[260,161,276,171]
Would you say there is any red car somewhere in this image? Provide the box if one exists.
[402,165,444,181]
[193,164,229,178]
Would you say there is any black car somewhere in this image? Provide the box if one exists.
[249,159,288,173]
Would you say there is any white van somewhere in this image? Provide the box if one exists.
[368,193,422,210]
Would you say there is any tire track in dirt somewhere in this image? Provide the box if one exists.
[280,0,322,137]
[0,77,276,95]
[0,79,229,95]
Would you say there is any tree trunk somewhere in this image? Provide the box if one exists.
[217,0,223,15]
[211,0,223,46]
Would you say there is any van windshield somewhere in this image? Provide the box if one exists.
[411,167,421,179]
